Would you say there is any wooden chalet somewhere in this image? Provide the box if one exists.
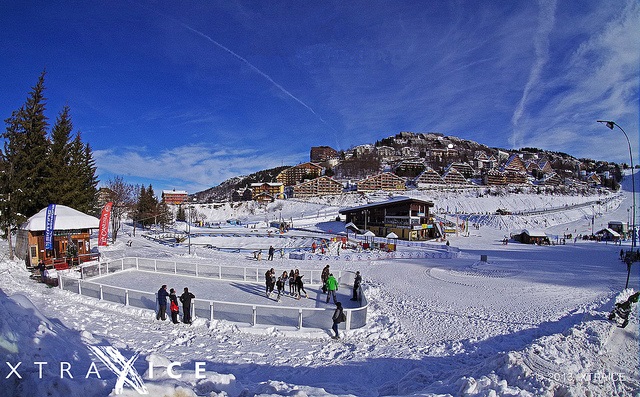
[15,205,100,268]
[503,154,527,173]
[541,172,563,186]
[513,229,550,245]
[442,167,469,185]
[276,162,324,186]
[484,169,508,185]
[292,176,343,198]
[449,162,475,179]
[250,182,285,201]
[356,172,406,192]
[339,197,436,241]
[414,167,445,187]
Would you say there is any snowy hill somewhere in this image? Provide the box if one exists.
[0,173,638,396]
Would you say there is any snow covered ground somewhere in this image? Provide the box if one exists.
[0,177,638,396]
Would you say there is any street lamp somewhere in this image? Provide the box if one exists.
[597,120,636,249]
[188,206,192,255]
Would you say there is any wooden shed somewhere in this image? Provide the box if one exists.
[15,205,100,268]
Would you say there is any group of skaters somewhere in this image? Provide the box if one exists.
[156,285,196,324]
[323,265,362,339]
[264,268,309,301]
[264,264,362,339]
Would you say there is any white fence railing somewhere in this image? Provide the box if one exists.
[64,257,367,330]
[80,257,357,286]
[289,248,458,261]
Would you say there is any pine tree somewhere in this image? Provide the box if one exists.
[135,185,158,228]
[2,72,51,219]
[76,139,98,214]
[48,105,74,205]
[156,199,172,231]
[176,205,186,222]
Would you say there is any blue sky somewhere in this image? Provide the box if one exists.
[1,1,638,194]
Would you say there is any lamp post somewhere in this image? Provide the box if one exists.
[188,206,192,255]
[597,120,636,249]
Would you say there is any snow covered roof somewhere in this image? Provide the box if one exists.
[340,196,434,214]
[20,205,100,231]
[521,229,548,237]
[162,190,188,195]
[596,228,620,237]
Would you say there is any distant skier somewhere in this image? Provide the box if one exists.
[180,287,195,324]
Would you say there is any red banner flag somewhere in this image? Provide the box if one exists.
[98,202,113,246]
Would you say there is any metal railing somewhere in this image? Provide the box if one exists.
[65,257,368,330]
[80,257,357,286]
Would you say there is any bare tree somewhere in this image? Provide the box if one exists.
[104,176,135,243]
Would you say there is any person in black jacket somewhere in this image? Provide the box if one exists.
[351,271,362,301]
[331,301,344,339]
[179,287,195,324]
[156,285,169,320]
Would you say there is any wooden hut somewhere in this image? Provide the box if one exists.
[15,205,100,268]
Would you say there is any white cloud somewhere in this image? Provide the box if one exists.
[510,0,557,148]
[94,144,305,193]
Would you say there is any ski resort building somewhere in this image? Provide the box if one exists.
[276,162,324,186]
[356,172,406,192]
[292,176,343,198]
[15,205,100,267]
[339,197,436,241]
[162,189,189,205]
[414,167,445,187]
[250,182,285,201]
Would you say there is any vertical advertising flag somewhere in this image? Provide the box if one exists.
[44,204,56,250]
[98,202,113,247]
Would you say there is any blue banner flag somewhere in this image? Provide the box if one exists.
[44,204,56,250]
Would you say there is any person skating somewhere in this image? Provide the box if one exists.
[289,268,296,296]
[169,288,180,324]
[331,302,345,339]
[180,287,195,324]
[351,271,362,301]
[265,268,276,297]
[268,245,275,261]
[325,273,338,304]
[276,271,288,302]
[321,265,330,293]
[156,284,169,320]
[295,270,308,299]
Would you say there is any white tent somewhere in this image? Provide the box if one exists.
[20,205,99,231]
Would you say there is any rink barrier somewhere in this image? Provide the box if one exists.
[79,257,359,286]
[288,248,458,261]
[58,270,367,331]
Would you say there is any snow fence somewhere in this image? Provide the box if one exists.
[60,257,368,331]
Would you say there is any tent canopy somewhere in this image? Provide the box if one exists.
[20,205,100,231]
